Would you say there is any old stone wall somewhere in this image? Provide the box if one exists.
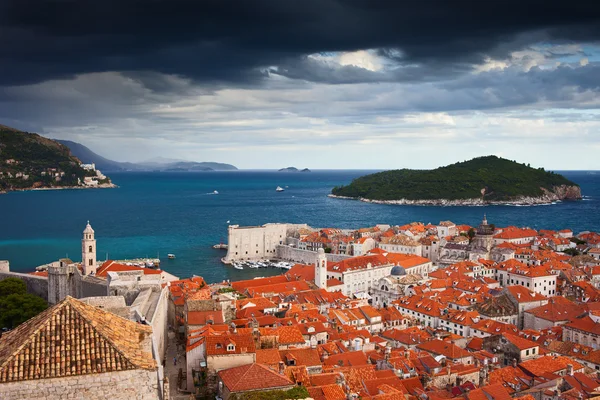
[151,287,169,361]
[0,271,48,300]
[0,369,159,400]
[81,275,108,298]
[275,245,351,265]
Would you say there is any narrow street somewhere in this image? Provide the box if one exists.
[165,330,192,400]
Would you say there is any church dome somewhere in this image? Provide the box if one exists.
[390,266,406,276]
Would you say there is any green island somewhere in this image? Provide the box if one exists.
[331,156,582,205]
[0,124,113,193]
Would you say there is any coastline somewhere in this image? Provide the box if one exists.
[328,193,580,207]
[0,183,118,195]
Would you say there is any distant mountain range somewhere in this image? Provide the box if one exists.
[57,140,238,172]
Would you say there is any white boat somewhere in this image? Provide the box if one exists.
[234,264,244,270]
[276,186,285,192]
[167,254,176,259]
[213,190,219,194]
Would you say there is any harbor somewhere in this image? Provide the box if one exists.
[232,259,293,270]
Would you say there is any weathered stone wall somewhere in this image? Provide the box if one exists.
[80,295,126,308]
[431,369,480,389]
[275,245,351,265]
[0,271,48,300]
[151,287,170,361]
[80,275,108,298]
[0,369,159,400]
[224,223,288,262]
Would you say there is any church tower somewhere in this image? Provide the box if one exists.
[315,248,327,289]
[82,221,97,275]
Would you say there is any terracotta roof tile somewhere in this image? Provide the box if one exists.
[206,334,256,356]
[218,363,293,392]
[96,260,162,277]
[0,296,155,383]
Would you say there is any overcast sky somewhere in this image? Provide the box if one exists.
[1,0,600,169]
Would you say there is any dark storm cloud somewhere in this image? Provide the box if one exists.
[1,0,600,86]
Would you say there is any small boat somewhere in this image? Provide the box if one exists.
[168,254,176,259]
[234,264,244,270]
[276,186,285,192]
[213,190,219,194]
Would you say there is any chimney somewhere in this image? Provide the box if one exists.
[512,358,517,368]
[567,364,574,376]
[278,361,285,374]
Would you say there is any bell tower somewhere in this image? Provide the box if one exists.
[315,248,327,289]
[82,221,97,275]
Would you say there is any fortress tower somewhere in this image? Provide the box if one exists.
[315,248,327,289]
[82,221,97,276]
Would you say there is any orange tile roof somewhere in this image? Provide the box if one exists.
[385,253,431,268]
[494,227,538,240]
[519,355,584,377]
[218,363,293,393]
[564,315,600,335]
[467,383,512,400]
[0,296,155,383]
[324,350,369,367]
[231,275,289,292]
[187,310,225,326]
[95,260,162,277]
[310,372,342,386]
[279,348,321,367]
[205,334,256,356]
[255,349,281,366]
[359,305,382,319]
[328,254,389,273]
[285,264,315,281]
[502,333,538,351]
[416,339,471,360]
[506,286,547,303]
[308,384,347,400]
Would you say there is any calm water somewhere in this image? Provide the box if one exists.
[0,170,598,282]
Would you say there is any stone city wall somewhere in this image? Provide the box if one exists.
[275,245,351,265]
[0,369,160,400]
[0,271,49,301]
[80,275,109,298]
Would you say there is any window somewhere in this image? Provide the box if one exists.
[89,259,93,266]
[227,344,235,352]
[88,245,93,253]
[526,349,530,356]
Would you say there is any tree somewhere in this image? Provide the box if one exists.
[563,248,580,257]
[467,228,476,242]
[324,247,332,253]
[0,277,27,297]
[0,292,47,329]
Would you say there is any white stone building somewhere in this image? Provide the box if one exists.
[224,223,287,262]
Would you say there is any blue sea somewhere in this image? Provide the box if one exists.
[0,170,598,283]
